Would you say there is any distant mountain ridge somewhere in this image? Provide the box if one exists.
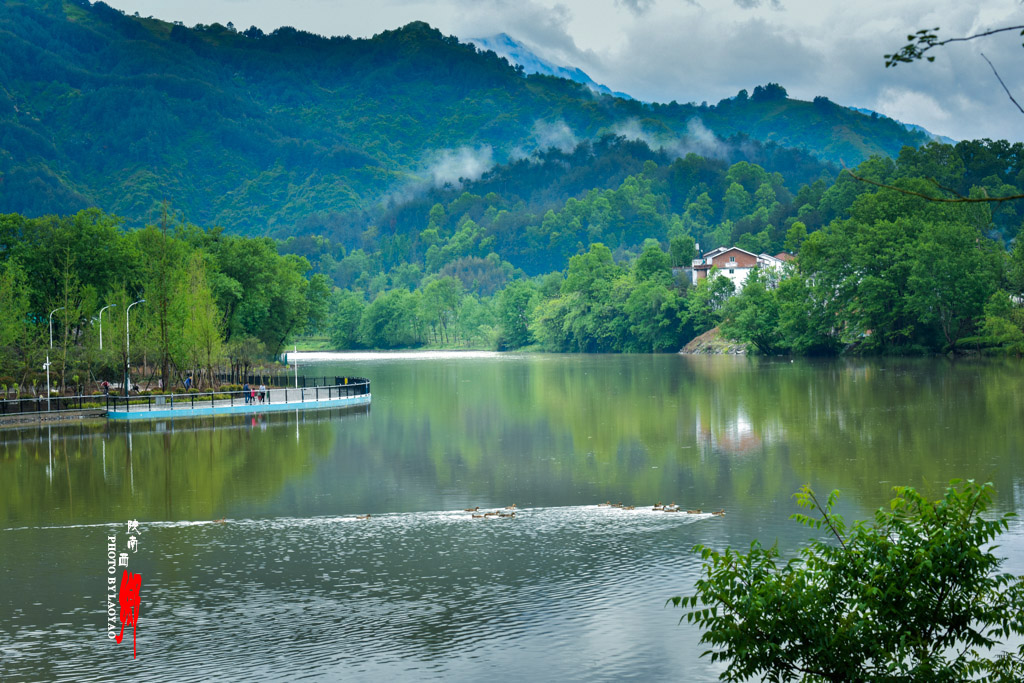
[848,107,957,145]
[469,33,633,100]
[0,0,929,236]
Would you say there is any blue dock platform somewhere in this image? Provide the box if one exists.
[105,380,370,421]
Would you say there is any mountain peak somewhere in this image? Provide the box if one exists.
[469,33,633,100]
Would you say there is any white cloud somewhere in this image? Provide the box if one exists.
[424,146,495,187]
[611,116,728,160]
[875,87,952,128]
[532,119,579,152]
[614,0,657,15]
[379,145,496,207]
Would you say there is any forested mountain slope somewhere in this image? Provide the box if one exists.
[0,0,928,236]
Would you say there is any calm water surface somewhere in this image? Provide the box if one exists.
[2,354,1023,681]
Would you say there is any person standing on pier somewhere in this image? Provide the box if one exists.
[243,381,251,404]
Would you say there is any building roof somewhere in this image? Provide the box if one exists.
[702,246,758,259]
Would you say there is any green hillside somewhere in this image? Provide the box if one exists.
[0,0,927,236]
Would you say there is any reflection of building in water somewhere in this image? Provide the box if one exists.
[695,407,765,455]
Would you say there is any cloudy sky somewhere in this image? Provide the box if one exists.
[103,0,1024,142]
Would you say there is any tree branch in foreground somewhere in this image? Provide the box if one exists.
[885,25,1024,67]
[844,169,1024,204]
[980,52,1024,116]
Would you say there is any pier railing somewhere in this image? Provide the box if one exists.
[0,394,106,416]
[212,374,349,389]
[0,379,370,416]
[104,378,370,413]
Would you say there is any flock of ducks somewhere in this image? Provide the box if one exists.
[465,504,518,519]
[600,501,725,516]
[341,502,724,522]
[212,500,724,526]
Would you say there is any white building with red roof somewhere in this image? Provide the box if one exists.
[691,246,793,288]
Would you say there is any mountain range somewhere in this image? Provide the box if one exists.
[847,107,956,145]
[468,33,633,100]
[0,0,930,236]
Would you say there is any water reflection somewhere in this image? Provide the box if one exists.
[0,406,370,528]
[1,355,1023,681]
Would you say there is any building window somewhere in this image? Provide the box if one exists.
[729,269,735,274]
[729,256,736,262]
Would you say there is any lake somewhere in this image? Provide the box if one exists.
[2,353,1023,681]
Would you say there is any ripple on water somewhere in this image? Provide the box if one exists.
[2,505,720,682]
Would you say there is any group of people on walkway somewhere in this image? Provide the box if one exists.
[242,382,267,404]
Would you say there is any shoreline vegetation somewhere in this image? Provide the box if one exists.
[274,139,1024,360]
[4,143,1024,391]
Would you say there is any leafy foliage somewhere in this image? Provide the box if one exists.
[0,209,314,389]
[671,481,1024,682]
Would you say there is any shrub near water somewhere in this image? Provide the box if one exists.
[671,480,1024,682]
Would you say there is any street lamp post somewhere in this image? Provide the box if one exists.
[46,306,64,412]
[98,303,117,351]
[125,299,145,396]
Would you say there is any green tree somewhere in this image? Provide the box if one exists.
[669,234,697,268]
[137,214,187,389]
[623,278,684,352]
[497,280,536,350]
[530,296,572,352]
[980,290,1024,354]
[53,247,89,391]
[633,239,672,284]
[719,268,781,354]
[775,274,843,355]
[558,244,627,352]
[684,273,735,335]
[907,221,1002,348]
[420,276,463,344]
[723,182,753,221]
[304,273,332,337]
[210,235,311,354]
[328,290,366,350]
[171,252,224,389]
[782,220,807,254]
[673,480,1024,682]
[0,259,35,381]
[359,289,421,348]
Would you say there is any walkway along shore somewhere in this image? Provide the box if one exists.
[0,379,370,424]
[106,381,370,421]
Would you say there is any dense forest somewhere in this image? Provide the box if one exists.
[3,137,1023,398]
[299,137,1024,355]
[0,209,327,392]
[0,0,928,236]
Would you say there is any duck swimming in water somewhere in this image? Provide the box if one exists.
[464,506,480,512]
[356,514,371,520]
